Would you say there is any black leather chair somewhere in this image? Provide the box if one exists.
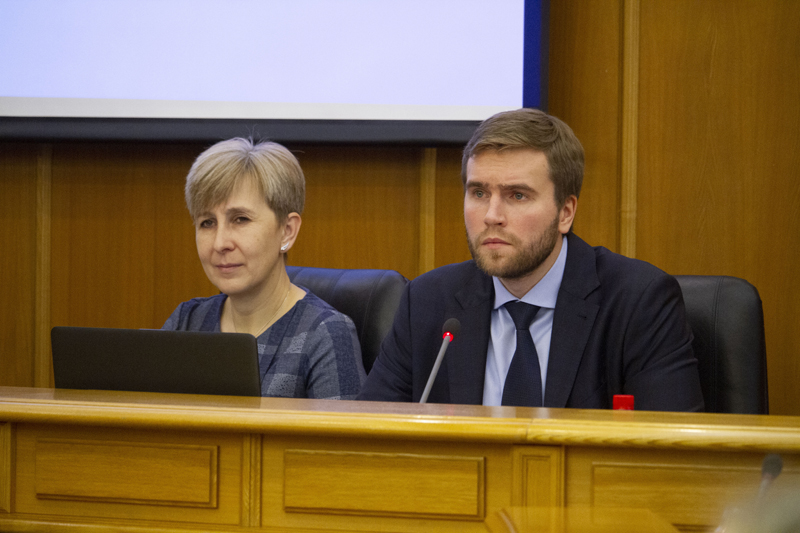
[675,275,769,414]
[287,266,408,373]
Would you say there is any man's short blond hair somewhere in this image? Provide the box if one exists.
[185,138,305,221]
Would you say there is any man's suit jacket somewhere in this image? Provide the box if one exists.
[359,233,704,411]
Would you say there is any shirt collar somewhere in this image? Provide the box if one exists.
[492,235,568,310]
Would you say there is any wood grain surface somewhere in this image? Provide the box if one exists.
[1,388,800,451]
[548,0,623,252]
[2,388,798,533]
[0,144,38,387]
[289,144,422,279]
[634,0,800,415]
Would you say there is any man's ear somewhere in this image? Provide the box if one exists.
[558,195,577,234]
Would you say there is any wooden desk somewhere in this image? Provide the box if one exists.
[1,387,798,532]
[485,507,680,532]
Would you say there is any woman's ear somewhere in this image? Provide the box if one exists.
[279,212,302,253]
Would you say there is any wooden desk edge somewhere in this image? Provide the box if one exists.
[2,387,799,451]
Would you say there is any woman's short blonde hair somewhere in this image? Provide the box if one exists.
[185,138,305,222]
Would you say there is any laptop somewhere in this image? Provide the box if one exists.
[51,326,261,397]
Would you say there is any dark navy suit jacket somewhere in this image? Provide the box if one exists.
[359,233,704,411]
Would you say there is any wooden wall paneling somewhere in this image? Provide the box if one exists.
[49,143,197,331]
[419,148,437,274]
[620,0,640,258]
[635,0,800,415]
[35,145,53,387]
[152,143,218,327]
[548,0,624,253]
[289,145,422,280]
[0,143,38,387]
[434,146,472,268]
[50,143,150,330]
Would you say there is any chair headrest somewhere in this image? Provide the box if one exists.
[287,266,408,373]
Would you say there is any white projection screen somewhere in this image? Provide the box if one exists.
[0,0,548,142]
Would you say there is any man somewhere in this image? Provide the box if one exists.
[358,108,704,411]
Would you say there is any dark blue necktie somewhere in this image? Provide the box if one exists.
[501,301,542,407]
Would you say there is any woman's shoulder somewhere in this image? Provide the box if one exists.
[283,289,358,347]
[285,289,363,380]
[264,288,365,400]
[162,294,226,331]
[294,289,354,325]
[179,294,226,311]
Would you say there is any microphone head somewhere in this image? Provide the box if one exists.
[763,453,784,478]
[442,318,461,339]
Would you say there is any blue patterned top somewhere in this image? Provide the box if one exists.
[162,290,365,399]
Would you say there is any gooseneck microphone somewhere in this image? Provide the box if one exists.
[758,453,783,499]
[714,453,786,532]
[419,318,461,404]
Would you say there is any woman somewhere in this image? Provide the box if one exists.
[163,138,365,399]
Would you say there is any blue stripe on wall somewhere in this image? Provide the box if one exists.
[522,0,549,110]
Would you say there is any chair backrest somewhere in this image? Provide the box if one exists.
[287,266,408,373]
[675,275,768,414]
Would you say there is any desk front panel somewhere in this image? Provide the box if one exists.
[14,423,247,526]
[8,424,563,532]
[566,447,800,532]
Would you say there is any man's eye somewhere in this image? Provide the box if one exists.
[514,192,525,200]
[474,190,484,198]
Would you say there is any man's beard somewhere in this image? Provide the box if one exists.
[467,214,561,280]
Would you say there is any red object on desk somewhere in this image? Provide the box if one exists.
[613,395,634,410]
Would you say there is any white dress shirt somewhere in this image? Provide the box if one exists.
[482,236,568,406]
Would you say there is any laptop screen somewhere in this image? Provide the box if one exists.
[51,326,261,397]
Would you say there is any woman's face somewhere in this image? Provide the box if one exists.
[194,179,288,300]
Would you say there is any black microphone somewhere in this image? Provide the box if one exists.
[758,453,783,500]
[419,318,461,403]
